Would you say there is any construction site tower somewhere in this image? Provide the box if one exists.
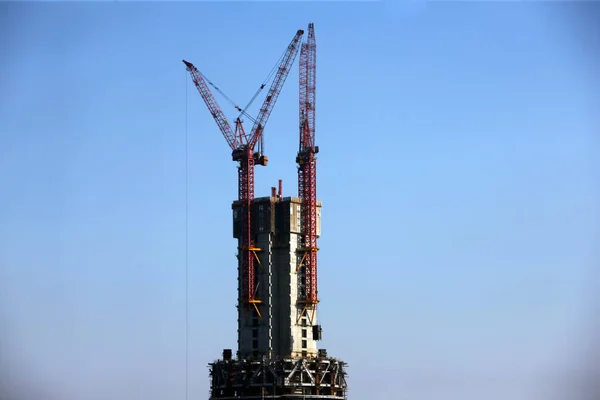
[185,24,348,400]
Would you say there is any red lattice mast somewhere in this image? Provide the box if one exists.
[297,23,318,315]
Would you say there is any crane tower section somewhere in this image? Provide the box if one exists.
[297,23,319,323]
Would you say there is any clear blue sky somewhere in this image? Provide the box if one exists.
[0,2,598,400]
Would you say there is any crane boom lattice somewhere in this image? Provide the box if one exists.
[297,23,319,320]
[184,29,304,313]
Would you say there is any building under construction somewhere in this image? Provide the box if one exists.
[184,23,348,399]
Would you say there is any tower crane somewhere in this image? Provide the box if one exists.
[296,23,318,323]
[184,29,304,316]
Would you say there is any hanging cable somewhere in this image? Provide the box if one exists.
[200,71,239,110]
[184,70,189,400]
[201,71,256,123]
[237,45,288,120]
[195,44,288,127]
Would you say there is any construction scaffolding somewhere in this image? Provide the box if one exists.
[209,352,347,399]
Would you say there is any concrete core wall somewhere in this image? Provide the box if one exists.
[232,195,321,359]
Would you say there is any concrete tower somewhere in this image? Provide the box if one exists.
[233,194,322,359]
[208,190,347,399]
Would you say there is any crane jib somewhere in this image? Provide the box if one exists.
[183,28,303,154]
[183,28,305,310]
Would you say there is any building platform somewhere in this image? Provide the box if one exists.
[209,352,347,399]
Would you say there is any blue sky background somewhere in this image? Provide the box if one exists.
[0,2,598,400]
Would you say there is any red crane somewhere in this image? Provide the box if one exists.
[296,23,318,322]
[184,29,304,316]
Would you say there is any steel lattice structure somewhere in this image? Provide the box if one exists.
[210,356,347,399]
[184,29,304,313]
[297,23,319,319]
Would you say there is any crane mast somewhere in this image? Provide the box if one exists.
[184,29,304,316]
[297,23,318,321]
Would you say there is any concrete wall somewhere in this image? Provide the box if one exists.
[232,196,322,359]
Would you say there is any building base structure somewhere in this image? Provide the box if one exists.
[209,351,348,399]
